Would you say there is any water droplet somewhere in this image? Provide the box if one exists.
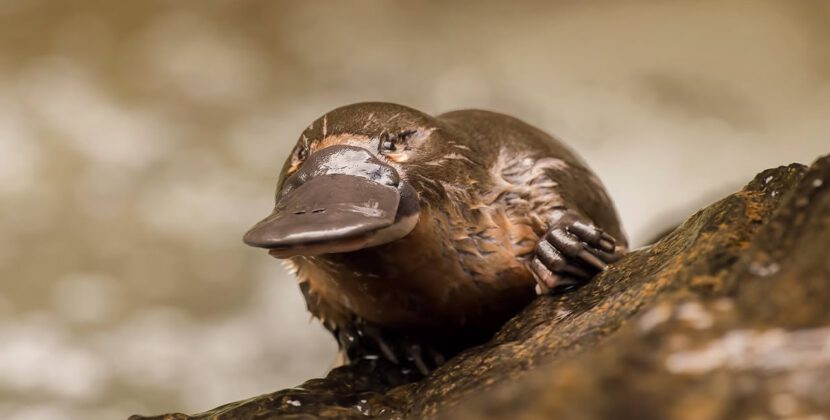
[748,261,780,277]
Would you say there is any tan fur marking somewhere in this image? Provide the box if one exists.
[315,134,372,151]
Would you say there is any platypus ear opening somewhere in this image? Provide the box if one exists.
[379,130,418,154]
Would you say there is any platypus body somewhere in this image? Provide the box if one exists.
[245,103,627,371]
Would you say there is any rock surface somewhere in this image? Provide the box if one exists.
[133,154,830,420]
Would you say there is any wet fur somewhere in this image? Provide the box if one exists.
[277,103,626,356]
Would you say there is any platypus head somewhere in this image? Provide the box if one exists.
[244,102,456,258]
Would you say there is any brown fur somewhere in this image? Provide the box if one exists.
[277,103,626,344]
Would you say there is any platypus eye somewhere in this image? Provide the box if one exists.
[379,130,416,154]
[295,144,309,161]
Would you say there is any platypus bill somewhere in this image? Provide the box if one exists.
[244,102,627,373]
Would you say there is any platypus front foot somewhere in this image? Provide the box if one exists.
[531,209,624,294]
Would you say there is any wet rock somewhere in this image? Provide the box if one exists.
[132,154,830,420]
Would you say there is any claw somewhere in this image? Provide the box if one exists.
[408,344,430,375]
[531,258,558,289]
[363,324,399,364]
[598,238,615,253]
[568,221,617,251]
[429,348,446,366]
[577,249,608,271]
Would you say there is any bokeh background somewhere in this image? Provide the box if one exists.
[1,1,828,419]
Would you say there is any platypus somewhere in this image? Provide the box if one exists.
[244,102,627,372]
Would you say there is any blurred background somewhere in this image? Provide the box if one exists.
[0,1,828,419]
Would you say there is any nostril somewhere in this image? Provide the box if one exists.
[311,208,326,213]
[293,210,306,215]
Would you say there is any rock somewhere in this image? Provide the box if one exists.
[132,154,830,420]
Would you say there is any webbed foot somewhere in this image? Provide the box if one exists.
[531,209,625,294]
